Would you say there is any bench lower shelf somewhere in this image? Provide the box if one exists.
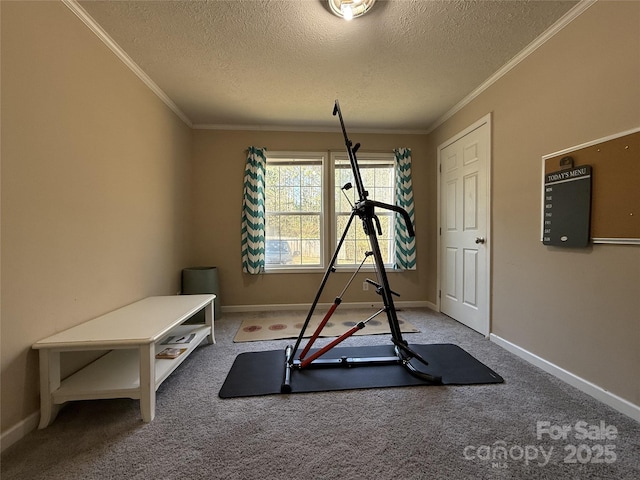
[53,324,211,403]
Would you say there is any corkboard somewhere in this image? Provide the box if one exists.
[542,128,640,244]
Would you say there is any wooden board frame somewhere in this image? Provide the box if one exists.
[542,127,640,245]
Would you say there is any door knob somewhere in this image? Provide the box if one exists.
[475,237,486,244]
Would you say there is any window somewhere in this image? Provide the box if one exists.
[265,153,324,268]
[333,152,395,267]
[264,151,395,271]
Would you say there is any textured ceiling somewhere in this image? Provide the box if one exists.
[77,0,579,131]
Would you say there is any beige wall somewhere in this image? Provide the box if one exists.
[190,130,434,308]
[429,1,640,405]
[2,0,638,440]
[1,2,193,432]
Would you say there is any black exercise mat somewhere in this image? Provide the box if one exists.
[219,344,503,398]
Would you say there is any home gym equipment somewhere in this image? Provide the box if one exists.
[281,100,442,393]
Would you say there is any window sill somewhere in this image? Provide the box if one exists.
[263,265,402,274]
[263,266,326,274]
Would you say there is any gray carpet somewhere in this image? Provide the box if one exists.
[2,308,639,479]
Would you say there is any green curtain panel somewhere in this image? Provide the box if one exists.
[394,148,417,270]
[241,146,267,274]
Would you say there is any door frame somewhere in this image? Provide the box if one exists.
[436,113,492,336]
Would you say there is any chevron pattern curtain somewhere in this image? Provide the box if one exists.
[394,148,416,270]
[241,147,267,274]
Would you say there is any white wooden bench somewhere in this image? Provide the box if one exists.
[32,294,215,428]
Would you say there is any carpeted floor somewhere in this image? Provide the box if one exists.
[2,308,639,479]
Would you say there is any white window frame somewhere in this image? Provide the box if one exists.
[263,150,396,273]
[331,151,396,270]
[264,151,327,272]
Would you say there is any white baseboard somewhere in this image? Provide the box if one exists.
[1,411,39,453]
[490,334,640,423]
[221,300,436,313]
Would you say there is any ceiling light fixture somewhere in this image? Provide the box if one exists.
[328,0,376,21]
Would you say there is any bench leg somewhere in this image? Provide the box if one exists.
[139,344,156,422]
[205,300,215,344]
[38,350,62,429]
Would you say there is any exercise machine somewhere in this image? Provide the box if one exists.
[281,100,441,393]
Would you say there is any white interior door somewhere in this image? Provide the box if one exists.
[438,116,491,336]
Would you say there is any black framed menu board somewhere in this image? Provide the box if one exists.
[542,166,592,247]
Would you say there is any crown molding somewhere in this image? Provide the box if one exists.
[193,123,429,135]
[426,0,598,134]
[62,0,423,135]
[62,0,193,127]
[62,0,595,135]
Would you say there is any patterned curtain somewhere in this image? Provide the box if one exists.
[394,148,417,270]
[241,147,267,274]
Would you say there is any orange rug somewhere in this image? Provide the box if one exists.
[233,309,419,342]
